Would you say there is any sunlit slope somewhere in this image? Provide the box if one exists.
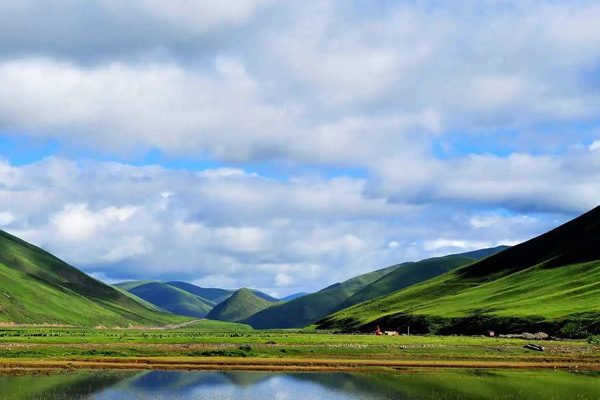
[318,206,600,333]
[0,230,187,326]
[127,282,217,318]
[242,264,401,329]
[206,288,275,323]
[335,246,508,312]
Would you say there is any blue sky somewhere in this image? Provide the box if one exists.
[0,0,599,296]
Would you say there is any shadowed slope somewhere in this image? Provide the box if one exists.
[128,282,216,318]
[242,264,400,329]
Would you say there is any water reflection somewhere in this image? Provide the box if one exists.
[1,369,600,400]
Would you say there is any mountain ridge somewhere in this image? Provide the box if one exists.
[206,288,276,322]
[318,206,600,336]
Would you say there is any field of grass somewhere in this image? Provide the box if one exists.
[0,326,598,371]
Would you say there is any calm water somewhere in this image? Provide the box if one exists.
[1,369,600,400]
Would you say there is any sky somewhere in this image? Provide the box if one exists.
[1,0,599,297]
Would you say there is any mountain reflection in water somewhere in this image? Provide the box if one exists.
[1,369,600,400]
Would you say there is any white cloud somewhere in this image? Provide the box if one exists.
[0,156,565,292]
[0,211,16,226]
[50,204,103,242]
[0,1,598,292]
[373,148,600,214]
[0,1,598,166]
[275,273,293,287]
[424,239,493,252]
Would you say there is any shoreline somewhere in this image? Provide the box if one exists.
[1,356,598,374]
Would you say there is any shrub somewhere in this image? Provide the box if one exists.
[560,322,589,338]
[587,335,600,345]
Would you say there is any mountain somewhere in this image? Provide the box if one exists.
[281,292,309,301]
[126,282,217,318]
[115,281,280,316]
[318,206,600,336]
[168,281,279,303]
[248,290,279,302]
[0,230,187,327]
[206,288,276,322]
[335,246,509,311]
[166,281,234,304]
[113,281,154,291]
[240,247,506,329]
[241,264,401,329]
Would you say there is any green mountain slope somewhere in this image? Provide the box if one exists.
[318,206,600,335]
[206,288,275,322]
[166,281,234,304]
[0,230,187,327]
[127,283,216,318]
[248,290,279,302]
[242,264,400,329]
[337,246,509,311]
[113,281,154,291]
[116,281,279,315]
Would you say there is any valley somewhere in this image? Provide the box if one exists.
[1,206,600,375]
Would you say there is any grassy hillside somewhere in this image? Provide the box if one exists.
[166,281,234,304]
[336,246,508,311]
[318,206,600,336]
[206,288,275,323]
[242,264,400,329]
[336,256,473,311]
[113,281,154,291]
[248,290,279,302]
[127,283,216,318]
[112,287,166,312]
[167,281,279,303]
[0,230,188,327]
[116,281,279,316]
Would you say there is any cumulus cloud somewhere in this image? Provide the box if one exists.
[0,1,598,293]
[0,0,277,60]
[0,157,564,293]
[0,1,599,165]
[0,211,16,226]
[372,145,600,214]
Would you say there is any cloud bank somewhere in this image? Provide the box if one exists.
[0,0,599,293]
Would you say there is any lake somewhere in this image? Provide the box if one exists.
[1,369,600,399]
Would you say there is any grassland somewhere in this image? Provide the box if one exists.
[0,326,599,374]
